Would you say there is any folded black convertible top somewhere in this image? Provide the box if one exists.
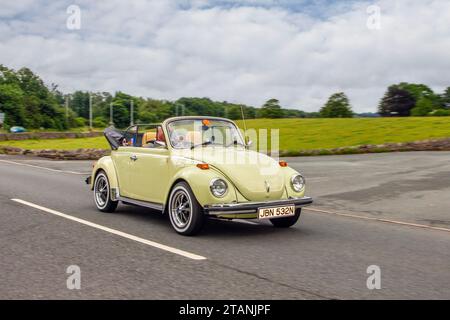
[104,126,125,150]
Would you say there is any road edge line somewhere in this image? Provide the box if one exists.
[11,198,207,261]
[0,159,88,175]
[305,207,450,233]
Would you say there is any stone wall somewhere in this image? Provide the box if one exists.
[0,131,103,141]
[279,138,450,157]
[0,147,110,160]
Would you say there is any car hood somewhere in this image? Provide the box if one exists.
[178,147,285,201]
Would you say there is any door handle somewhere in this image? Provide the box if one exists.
[130,155,138,161]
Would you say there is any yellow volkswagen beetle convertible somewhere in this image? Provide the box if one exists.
[87,116,313,235]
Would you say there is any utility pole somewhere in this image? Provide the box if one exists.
[65,95,69,121]
[109,102,113,126]
[130,100,134,126]
[89,93,93,130]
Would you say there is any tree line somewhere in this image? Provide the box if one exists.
[0,65,449,130]
[378,83,450,117]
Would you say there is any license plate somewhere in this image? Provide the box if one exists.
[258,205,295,220]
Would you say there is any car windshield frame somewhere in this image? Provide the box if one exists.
[166,118,245,150]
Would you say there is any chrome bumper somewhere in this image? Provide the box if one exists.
[203,196,313,216]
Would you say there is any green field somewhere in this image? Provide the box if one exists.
[237,117,450,150]
[1,117,450,152]
[0,136,109,150]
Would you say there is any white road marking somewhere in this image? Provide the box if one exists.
[0,159,88,175]
[305,207,450,233]
[11,199,207,261]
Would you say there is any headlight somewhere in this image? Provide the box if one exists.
[291,174,305,192]
[210,178,228,197]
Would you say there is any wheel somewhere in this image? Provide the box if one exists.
[93,171,118,213]
[168,182,205,236]
[270,208,301,228]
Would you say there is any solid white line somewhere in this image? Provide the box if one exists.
[0,159,88,175]
[304,207,450,233]
[11,199,207,261]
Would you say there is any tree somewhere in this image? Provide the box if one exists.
[110,92,139,128]
[397,83,435,101]
[430,109,450,116]
[70,91,90,119]
[92,92,112,120]
[175,97,225,118]
[259,99,283,118]
[0,83,25,127]
[138,98,173,123]
[379,83,449,117]
[439,87,450,109]
[225,104,242,120]
[378,85,415,117]
[411,97,434,116]
[0,66,68,129]
[320,92,353,118]
[283,109,307,118]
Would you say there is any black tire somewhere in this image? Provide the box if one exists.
[93,171,118,213]
[270,208,301,228]
[168,181,205,236]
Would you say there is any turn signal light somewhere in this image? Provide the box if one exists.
[279,161,288,167]
[197,163,210,170]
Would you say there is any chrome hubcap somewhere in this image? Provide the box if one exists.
[170,190,191,229]
[95,175,108,207]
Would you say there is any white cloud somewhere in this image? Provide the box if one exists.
[0,0,449,112]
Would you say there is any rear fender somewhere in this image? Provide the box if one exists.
[91,156,119,192]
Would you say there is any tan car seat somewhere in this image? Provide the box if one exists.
[142,131,157,146]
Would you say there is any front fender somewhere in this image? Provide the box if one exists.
[169,166,239,207]
[90,156,119,190]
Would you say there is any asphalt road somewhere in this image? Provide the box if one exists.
[0,152,449,299]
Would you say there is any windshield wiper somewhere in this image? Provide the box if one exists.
[191,141,213,149]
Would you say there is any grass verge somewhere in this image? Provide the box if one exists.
[1,117,450,152]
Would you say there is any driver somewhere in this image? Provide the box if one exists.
[170,130,190,148]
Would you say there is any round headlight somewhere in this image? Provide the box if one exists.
[210,178,228,198]
[291,174,305,192]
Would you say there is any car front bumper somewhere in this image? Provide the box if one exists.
[203,196,313,219]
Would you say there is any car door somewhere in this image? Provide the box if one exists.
[111,146,135,198]
[110,126,140,198]
[128,147,170,204]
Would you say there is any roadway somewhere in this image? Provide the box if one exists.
[0,152,449,299]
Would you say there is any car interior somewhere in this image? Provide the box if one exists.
[141,127,166,148]
[122,125,167,148]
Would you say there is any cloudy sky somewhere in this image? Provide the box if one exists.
[0,0,449,112]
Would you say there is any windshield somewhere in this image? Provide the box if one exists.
[167,119,244,149]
